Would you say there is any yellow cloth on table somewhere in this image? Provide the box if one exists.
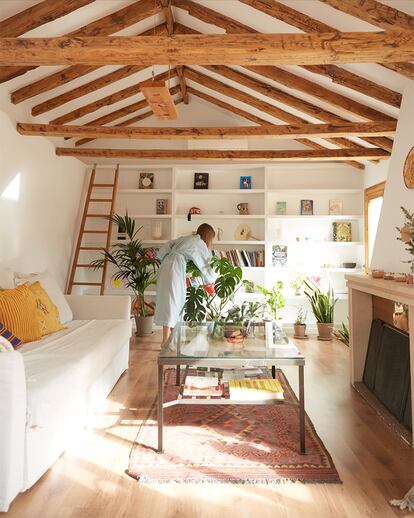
[0,283,42,343]
[28,281,64,336]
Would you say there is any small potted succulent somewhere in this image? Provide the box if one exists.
[303,279,337,340]
[293,306,307,338]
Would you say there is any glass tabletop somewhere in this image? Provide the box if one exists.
[158,321,305,365]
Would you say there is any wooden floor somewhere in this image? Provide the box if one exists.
[7,332,414,518]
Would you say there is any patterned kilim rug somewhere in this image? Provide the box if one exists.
[128,369,341,484]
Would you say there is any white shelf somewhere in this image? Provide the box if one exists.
[267,189,361,194]
[118,189,172,194]
[268,240,363,246]
[241,266,265,270]
[143,239,168,244]
[176,189,265,194]
[268,215,362,220]
[285,294,349,301]
[129,214,172,219]
[270,267,363,273]
[176,214,265,219]
[234,292,266,299]
[213,240,265,245]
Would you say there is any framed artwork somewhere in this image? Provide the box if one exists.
[156,199,168,215]
[329,199,343,215]
[403,146,414,188]
[139,172,154,189]
[272,245,288,267]
[117,223,127,240]
[194,172,209,189]
[300,199,313,216]
[333,222,352,242]
[276,201,287,215]
[240,176,252,189]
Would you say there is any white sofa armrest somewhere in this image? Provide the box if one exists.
[65,295,131,321]
[0,351,26,512]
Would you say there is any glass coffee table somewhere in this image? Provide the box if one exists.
[157,321,306,454]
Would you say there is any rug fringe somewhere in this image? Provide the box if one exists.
[390,485,414,512]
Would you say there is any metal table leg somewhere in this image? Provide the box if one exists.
[176,364,180,386]
[157,363,164,453]
[299,364,306,454]
[271,365,276,379]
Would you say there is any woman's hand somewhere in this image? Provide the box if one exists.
[204,283,215,296]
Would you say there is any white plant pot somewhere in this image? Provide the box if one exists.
[135,315,154,336]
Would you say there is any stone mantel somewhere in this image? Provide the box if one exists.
[346,274,414,445]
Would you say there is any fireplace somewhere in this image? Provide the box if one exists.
[346,274,414,446]
[363,319,411,430]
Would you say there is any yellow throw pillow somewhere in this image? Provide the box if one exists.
[29,282,64,336]
[0,284,42,344]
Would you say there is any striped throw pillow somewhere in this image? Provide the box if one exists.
[0,322,21,348]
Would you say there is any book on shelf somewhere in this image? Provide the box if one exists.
[212,249,264,267]
[183,375,224,397]
[228,379,284,401]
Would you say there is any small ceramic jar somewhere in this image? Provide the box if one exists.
[394,273,407,282]
[371,269,384,279]
[383,272,395,280]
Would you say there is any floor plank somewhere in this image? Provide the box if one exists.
[6,332,414,517]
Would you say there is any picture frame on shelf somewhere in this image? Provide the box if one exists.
[300,199,313,216]
[240,176,252,189]
[139,172,154,189]
[272,244,288,267]
[276,201,287,215]
[194,172,209,189]
[329,199,343,215]
[117,223,127,241]
[333,222,352,242]
[156,199,168,215]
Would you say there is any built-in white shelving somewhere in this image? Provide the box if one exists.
[80,164,364,325]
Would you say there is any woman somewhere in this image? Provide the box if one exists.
[155,223,216,345]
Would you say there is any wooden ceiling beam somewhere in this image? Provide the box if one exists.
[200,66,394,152]
[319,0,414,31]
[161,0,174,36]
[55,147,390,161]
[187,86,365,170]
[17,121,396,140]
[175,1,401,107]
[30,24,168,115]
[0,0,95,37]
[381,62,414,81]
[50,69,177,125]
[1,31,413,67]
[75,97,183,147]
[0,0,162,84]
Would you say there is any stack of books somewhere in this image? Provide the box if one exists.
[183,375,224,397]
[228,378,284,401]
[212,249,265,267]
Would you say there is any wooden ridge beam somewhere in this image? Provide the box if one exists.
[17,121,397,140]
[319,0,414,31]
[50,69,177,125]
[55,147,390,161]
[30,24,168,115]
[174,1,401,107]
[198,66,394,152]
[0,0,162,84]
[0,0,95,37]
[161,0,174,36]
[1,31,413,67]
[187,86,365,171]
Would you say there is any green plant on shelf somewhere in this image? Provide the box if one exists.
[243,279,255,293]
[257,281,285,321]
[396,206,414,274]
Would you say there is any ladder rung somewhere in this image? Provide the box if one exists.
[79,246,105,250]
[76,264,103,268]
[86,214,110,218]
[72,282,103,286]
[89,198,113,202]
[83,230,109,234]
[92,184,115,187]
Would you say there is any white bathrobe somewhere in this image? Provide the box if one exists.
[154,234,215,328]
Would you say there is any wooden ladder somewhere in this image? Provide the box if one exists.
[66,164,119,295]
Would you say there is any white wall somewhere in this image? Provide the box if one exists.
[0,109,86,289]
[371,82,414,273]
[363,160,389,189]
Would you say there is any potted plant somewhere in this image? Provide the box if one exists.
[90,212,160,336]
[184,256,243,338]
[332,322,350,346]
[303,279,337,340]
[257,281,285,322]
[290,273,304,297]
[396,206,414,274]
[293,306,307,338]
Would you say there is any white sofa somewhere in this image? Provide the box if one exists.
[0,294,132,512]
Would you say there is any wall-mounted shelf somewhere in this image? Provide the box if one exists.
[268,215,363,220]
[176,214,265,219]
[118,189,172,194]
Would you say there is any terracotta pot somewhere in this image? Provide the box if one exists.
[317,322,334,340]
[135,315,154,336]
[294,324,306,337]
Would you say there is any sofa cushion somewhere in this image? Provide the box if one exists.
[14,271,73,324]
[19,319,131,428]
[0,285,42,344]
[28,282,64,337]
